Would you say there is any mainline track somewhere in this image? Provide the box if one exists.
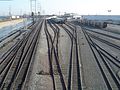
[0,19,44,90]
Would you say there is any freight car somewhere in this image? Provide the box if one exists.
[94,21,107,28]
[51,17,66,24]
[79,19,107,28]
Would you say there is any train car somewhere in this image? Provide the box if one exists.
[95,21,107,28]
[80,19,107,28]
[50,17,66,24]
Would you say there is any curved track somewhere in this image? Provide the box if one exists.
[80,25,120,90]
[45,20,66,90]
[45,20,82,90]
[60,22,82,90]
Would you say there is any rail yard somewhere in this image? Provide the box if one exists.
[0,15,120,90]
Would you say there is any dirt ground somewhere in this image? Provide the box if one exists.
[0,19,24,29]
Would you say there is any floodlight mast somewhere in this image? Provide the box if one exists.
[30,0,37,25]
[30,0,37,15]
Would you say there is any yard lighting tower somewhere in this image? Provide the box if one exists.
[30,0,37,15]
[30,0,37,25]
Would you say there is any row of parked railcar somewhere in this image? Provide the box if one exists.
[51,17,67,24]
[79,19,107,28]
[46,16,67,24]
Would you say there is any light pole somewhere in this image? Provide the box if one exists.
[37,2,41,15]
[30,0,37,15]
[30,0,38,25]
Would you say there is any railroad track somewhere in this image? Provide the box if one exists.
[45,20,66,90]
[73,21,120,40]
[46,20,82,90]
[0,19,43,90]
[83,27,120,40]
[82,27,120,67]
[58,22,82,90]
[2,17,120,90]
[80,25,120,90]
[87,32,120,50]
[84,24,120,35]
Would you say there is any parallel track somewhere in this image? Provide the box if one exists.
[0,19,43,90]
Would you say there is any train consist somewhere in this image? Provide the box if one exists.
[47,16,66,24]
[79,19,107,28]
[51,17,66,24]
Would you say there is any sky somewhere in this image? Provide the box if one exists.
[0,0,120,16]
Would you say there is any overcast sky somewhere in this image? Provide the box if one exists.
[0,0,119,16]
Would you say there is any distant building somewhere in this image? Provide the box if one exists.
[73,15,82,19]
[11,15,20,19]
[11,16,16,19]
[16,16,20,18]
[63,13,82,20]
